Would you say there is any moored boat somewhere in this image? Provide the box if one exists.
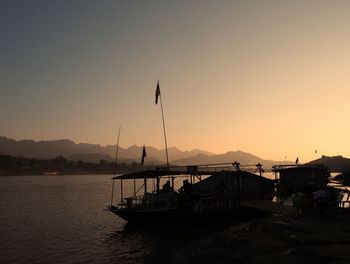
[272,164,330,196]
[108,163,275,223]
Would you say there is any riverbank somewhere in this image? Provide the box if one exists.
[143,211,350,264]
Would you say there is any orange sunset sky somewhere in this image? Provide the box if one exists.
[1,1,350,162]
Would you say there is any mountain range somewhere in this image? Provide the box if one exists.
[2,136,350,172]
[0,136,284,168]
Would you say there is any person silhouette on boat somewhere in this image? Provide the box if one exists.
[161,180,173,193]
[178,180,194,208]
[182,180,193,196]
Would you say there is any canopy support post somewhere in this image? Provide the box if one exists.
[156,177,160,194]
[120,179,123,204]
[133,178,136,197]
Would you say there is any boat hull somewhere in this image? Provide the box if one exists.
[110,206,271,224]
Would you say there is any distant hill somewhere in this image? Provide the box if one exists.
[0,136,303,168]
[67,153,135,164]
[0,136,116,159]
[308,155,350,172]
[172,150,280,168]
[119,145,214,162]
[0,136,213,164]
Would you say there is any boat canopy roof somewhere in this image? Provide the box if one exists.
[113,162,267,180]
[113,169,215,180]
[272,164,327,172]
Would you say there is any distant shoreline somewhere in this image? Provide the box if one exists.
[0,173,116,177]
[0,155,149,176]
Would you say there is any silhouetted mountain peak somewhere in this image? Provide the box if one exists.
[308,155,350,172]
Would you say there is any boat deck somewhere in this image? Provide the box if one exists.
[240,199,294,216]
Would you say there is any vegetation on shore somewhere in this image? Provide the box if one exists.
[0,155,147,176]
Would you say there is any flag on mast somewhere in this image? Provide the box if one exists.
[141,145,147,165]
[155,81,161,105]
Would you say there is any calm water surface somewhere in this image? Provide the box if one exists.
[0,175,219,264]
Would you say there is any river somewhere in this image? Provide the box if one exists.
[0,175,223,264]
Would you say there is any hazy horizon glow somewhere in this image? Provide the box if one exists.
[1,1,350,162]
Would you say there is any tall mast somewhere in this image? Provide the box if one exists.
[156,80,169,168]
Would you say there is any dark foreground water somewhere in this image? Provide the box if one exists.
[0,175,224,264]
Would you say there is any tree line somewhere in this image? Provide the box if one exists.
[0,155,147,176]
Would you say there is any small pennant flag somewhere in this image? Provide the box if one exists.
[295,157,299,164]
[155,81,161,105]
[141,145,147,165]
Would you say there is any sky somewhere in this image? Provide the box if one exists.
[1,0,350,162]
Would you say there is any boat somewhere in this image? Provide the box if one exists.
[108,162,275,223]
[272,164,330,196]
[272,164,350,213]
[107,82,275,223]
